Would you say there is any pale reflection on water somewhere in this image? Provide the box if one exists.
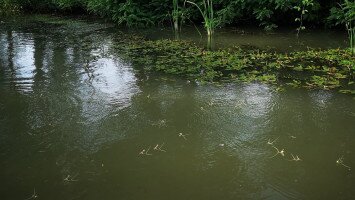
[0,32,36,92]
[91,57,139,105]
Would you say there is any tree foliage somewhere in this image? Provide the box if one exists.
[1,0,353,31]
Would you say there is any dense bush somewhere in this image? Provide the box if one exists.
[1,0,353,30]
[0,0,21,16]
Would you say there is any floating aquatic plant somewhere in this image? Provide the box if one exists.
[112,32,354,91]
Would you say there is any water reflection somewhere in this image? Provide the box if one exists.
[143,27,347,51]
[12,32,36,92]
[0,19,141,158]
[190,84,302,199]
[89,57,139,105]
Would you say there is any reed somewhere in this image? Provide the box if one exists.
[185,0,217,49]
[342,0,355,55]
[186,0,215,36]
[347,23,355,55]
[172,0,181,40]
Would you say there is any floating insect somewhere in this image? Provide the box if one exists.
[267,137,279,145]
[288,153,302,161]
[64,174,78,182]
[139,146,153,156]
[25,188,38,200]
[153,143,166,152]
[270,146,285,158]
[178,133,188,140]
[336,156,351,171]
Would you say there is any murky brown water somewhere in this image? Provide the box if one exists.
[0,15,354,200]
[138,25,348,51]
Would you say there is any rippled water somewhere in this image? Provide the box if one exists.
[137,26,347,51]
[0,15,354,200]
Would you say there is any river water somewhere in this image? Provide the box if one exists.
[0,15,354,200]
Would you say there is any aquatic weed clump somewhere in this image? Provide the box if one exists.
[113,34,354,92]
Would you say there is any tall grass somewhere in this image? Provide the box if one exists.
[342,0,355,55]
[328,0,354,55]
[347,22,355,55]
[172,0,180,39]
[185,0,217,49]
[185,0,216,37]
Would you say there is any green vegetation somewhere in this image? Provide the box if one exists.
[184,0,219,49]
[3,0,353,47]
[2,0,353,92]
[185,0,215,37]
[112,33,354,91]
[294,0,314,38]
[0,0,21,16]
[172,0,181,39]
[328,0,355,54]
[0,0,351,29]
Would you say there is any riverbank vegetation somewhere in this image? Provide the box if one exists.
[1,0,353,92]
[0,0,352,29]
[328,0,355,55]
[2,0,353,51]
[0,0,21,16]
[2,1,354,45]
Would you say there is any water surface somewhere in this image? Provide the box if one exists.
[139,25,347,51]
[0,15,354,200]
